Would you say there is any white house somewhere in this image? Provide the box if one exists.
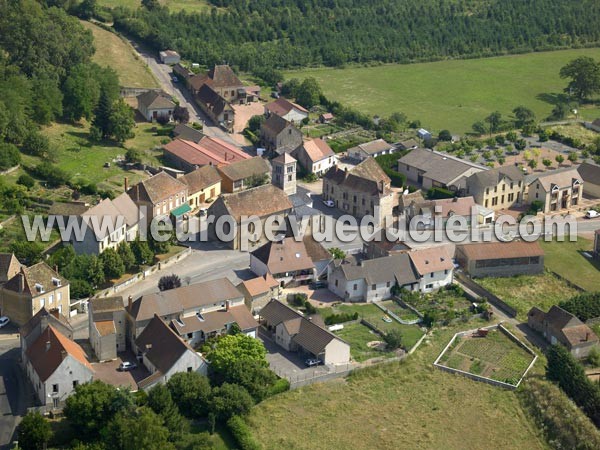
[135,315,208,391]
[417,128,432,140]
[348,139,396,161]
[292,138,336,175]
[408,245,454,292]
[136,90,176,122]
[25,325,94,406]
[159,50,181,65]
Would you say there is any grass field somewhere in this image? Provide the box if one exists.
[334,323,392,362]
[439,329,534,384]
[287,48,600,134]
[540,238,600,292]
[247,324,545,450]
[477,271,579,320]
[81,21,158,88]
[98,0,210,12]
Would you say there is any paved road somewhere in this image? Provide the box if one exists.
[0,330,27,450]
[124,37,239,146]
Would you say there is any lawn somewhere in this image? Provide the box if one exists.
[549,123,600,146]
[320,303,424,349]
[438,329,535,384]
[477,271,579,320]
[379,300,419,321]
[286,48,600,134]
[540,238,600,292]
[98,0,211,13]
[334,322,392,363]
[81,21,158,88]
[247,324,546,450]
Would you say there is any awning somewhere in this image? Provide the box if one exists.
[170,203,191,217]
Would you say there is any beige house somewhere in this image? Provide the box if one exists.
[217,156,271,193]
[188,65,246,103]
[265,98,309,124]
[292,138,336,176]
[237,274,280,312]
[348,139,395,161]
[136,91,176,122]
[259,299,350,365]
[466,165,525,211]
[525,167,583,213]
[577,161,600,198]
[322,158,395,226]
[88,297,126,362]
[127,171,189,221]
[181,165,222,210]
[1,262,70,327]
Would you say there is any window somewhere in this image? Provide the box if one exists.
[187,367,193,373]
[444,269,448,275]
[386,281,391,288]
[72,380,79,388]
[288,175,293,181]
[49,294,53,305]
[492,197,498,206]
[372,284,376,290]
[353,195,357,203]
[430,273,434,278]
[508,193,514,202]
[52,384,59,393]
[362,198,365,206]
[57,292,62,301]
[335,279,338,287]
[40,298,45,308]
[502,184,506,191]
[425,284,433,289]
[353,284,358,291]
[484,199,489,208]
[486,188,489,195]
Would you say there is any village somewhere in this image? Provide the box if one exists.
[2,38,600,448]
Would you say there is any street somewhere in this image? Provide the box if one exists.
[0,329,27,450]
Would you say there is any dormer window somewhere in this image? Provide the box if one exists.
[35,283,45,294]
[52,277,61,287]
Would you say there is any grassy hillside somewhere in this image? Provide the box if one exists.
[81,21,158,88]
[287,48,600,134]
[247,325,546,450]
[98,0,210,12]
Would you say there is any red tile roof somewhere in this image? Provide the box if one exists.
[164,137,249,168]
[265,98,309,117]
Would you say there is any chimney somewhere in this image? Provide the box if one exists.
[45,341,51,352]
[128,295,133,310]
[54,265,59,274]
[586,332,590,341]
[225,300,230,312]
[124,177,129,192]
[18,273,25,293]
[379,180,384,193]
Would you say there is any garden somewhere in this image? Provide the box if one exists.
[437,328,535,385]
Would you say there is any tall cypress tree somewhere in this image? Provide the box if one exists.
[92,88,112,139]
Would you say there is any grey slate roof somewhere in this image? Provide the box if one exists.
[467,165,525,189]
[173,124,205,143]
[399,148,486,185]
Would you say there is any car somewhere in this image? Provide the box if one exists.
[585,210,600,219]
[118,361,137,372]
[323,199,335,208]
[0,316,10,328]
[305,358,321,367]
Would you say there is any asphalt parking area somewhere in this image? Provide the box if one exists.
[91,352,149,390]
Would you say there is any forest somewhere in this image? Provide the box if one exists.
[110,0,600,73]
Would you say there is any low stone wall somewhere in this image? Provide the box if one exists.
[373,300,422,325]
[455,273,518,318]
[392,296,424,319]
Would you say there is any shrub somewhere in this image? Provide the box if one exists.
[324,312,359,325]
[31,162,70,187]
[383,329,403,349]
[0,143,21,170]
[559,292,600,321]
[426,187,454,199]
[17,174,35,189]
[266,378,290,397]
[227,415,261,450]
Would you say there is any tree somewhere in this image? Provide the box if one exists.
[484,111,502,135]
[223,359,278,401]
[205,334,268,375]
[556,154,565,165]
[117,242,136,271]
[514,138,527,151]
[210,383,254,422]
[281,78,300,98]
[31,75,63,124]
[438,129,452,141]
[99,248,125,280]
[494,135,505,146]
[63,63,101,121]
[506,131,518,142]
[167,372,212,418]
[550,102,570,120]
[158,274,182,291]
[328,247,346,260]
[472,121,486,135]
[77,0,98,20]
[22,131,51,159]
[131,238,154,266]
[92,88,112,139]
[125,148,143,164]
[103,407,175,450]
[142,0,161,10]
[528,159,537,169]
[147,384,188,437]
[560,56,600,100]
[64,381,132,440]
[295,77,322,109]
[0,143,21,170]
[173,105,189,124]
[16,173,34,189]
[109,99,135,142]
[513,105,536,128]
[18,412,53,450]
[247,115,265,133]
[383,329,403,350]
[70,279,94,299]
[63,254,105,288]
[49,245,76,271]
[542,159,552,168]
[9,241,43,264]
[568,152,579,163]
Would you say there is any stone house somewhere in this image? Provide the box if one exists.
[163,137,250,173]
[217,156,271,193]
[408,245,454,293]
[408,196,495,227]
[528,305,599,358]
[159,50,180,65]
[237,274,280,312]
[88,297,126,362]
[20,308,73,363]
[292,138,336,176]
[259,299,350,365]
[136,90,176,122]
[271,153,297,195]
[127,171,189,221]
[525,166,583,213]
[195,84,235,131]
[0,253,21,285]
[135,315,208,391]
[260,114,303,157]
[348,139,395,161]
[264,98,309,124]
[24,325,93,406]
[188,65,246,103]
[455,241,544,278]
[1,262,70,327]
[322,158,395,226]
[466,165,525,211]
[207,184,293,250]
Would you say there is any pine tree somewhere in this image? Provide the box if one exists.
[92,88,112,139]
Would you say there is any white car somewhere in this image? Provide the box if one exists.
[323,199,335,208]
[585,210,599,219]
[0,316,10,328]
[118,361,137,372]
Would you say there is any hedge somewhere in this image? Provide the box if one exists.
[227,415,261,450]
[426,187,455,199]
[559,292,600,321]
[324,312,359,325]
[267,378,290,397]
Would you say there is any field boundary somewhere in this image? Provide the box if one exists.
[433,323,537,390]
[455,273,518,317]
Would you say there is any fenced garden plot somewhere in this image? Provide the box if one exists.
[434,324,537,389]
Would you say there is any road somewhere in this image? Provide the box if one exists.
[124,37,239,146]
[0,329,27,450]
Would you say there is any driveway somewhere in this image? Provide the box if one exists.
[91,352,150,390]
[231,102,265,146]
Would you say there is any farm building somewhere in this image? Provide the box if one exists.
[455,241,544,278]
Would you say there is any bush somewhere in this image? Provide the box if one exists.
[383,329,403,349]
[227,415,261,450]
[17,174,35,189]
[266,378,290,397]
[290,293,308,307]
[559,292,600,321]
[324,312,359,325]
[0,143,21,170]
[31,162,70,187]
[426,187,455,199]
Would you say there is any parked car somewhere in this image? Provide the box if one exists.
[118,361,137,372]
[0,316,10,329]
[305,358,321,367]
[585,210,599,219]
[323,199,335,208]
